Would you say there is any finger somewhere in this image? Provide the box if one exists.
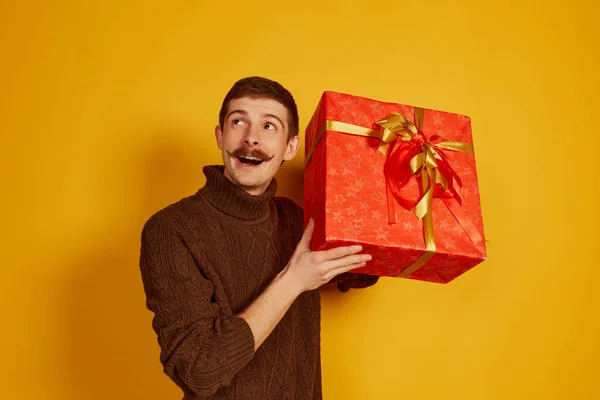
[323,254,372,271]
[297,218,315,251]
[317,245,364,262]
[324,261,367,281]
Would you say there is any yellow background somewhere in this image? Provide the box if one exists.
[2,0,599,399]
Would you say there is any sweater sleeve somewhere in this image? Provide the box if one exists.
[139,211,256,396]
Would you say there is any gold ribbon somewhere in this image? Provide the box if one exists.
[305,121,380,167]
[305,108,475,278]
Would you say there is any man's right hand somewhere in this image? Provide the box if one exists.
[280,218,372,294]
[238,218,372,351]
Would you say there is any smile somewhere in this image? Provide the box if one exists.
[237,155,264,167]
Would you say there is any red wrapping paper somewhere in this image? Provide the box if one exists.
[303,91,487,283]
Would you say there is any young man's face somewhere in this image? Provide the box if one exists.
[215,97,300,195]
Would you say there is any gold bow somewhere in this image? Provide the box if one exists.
[376,110,473,220]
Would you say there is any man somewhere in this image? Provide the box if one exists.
[139,76,377,399]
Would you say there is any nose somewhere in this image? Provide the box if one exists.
[244,124,261,147]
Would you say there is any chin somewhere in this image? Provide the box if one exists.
[227,171,267,192]
[224,158,277,193]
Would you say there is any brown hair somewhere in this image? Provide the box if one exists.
[219,76,299,141]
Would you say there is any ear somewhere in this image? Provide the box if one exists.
[215,125,224,150]
[283,135,301,161]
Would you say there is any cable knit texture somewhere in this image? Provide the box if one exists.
[139,165,322,399]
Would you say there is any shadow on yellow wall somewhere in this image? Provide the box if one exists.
[61,131,200,398]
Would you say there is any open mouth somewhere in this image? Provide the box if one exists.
[237,155,264,167]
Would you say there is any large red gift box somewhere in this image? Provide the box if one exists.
[303,91,487,283]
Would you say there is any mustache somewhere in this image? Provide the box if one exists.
[228,147,274,161]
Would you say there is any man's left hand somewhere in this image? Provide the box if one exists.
[334,272,379,293]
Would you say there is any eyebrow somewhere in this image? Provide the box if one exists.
[227,109,286,128]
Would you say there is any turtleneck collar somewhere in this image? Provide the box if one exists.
[196,165,277,220]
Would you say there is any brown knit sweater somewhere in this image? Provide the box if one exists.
[139,165,322,399]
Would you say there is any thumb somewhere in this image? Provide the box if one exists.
[298,218,315,251]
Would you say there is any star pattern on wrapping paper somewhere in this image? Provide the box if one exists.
[463,187,475,197]
[337,97,354,111]
[402,220,414,231]
[344,141,357,152]
[342,166,354,176]
[332,211,343,223]
[329,167,339,177]
[374,178,386,191]
[452,224,464,234]
[370,103,384,115]
[347,207,357,216]
[461,168,474,178]
[457,114,471,125]
[375,226,389,240]
[352,153,363,165]
[431,113,445,126]
[330,145,342,156]
[452,167,469,182]
[370,191,386,204]
[360,201,371,211]
[352,178,365,190]
[439,218,451,230]
[353,218,366,230]
[371,209,383,220]
[347,181,361,194]
[444,237,458,249]
[334,194,345,203]
[344,230,359,241]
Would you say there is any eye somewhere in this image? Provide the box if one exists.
[232,118,244,126]
[264,122,276,130]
